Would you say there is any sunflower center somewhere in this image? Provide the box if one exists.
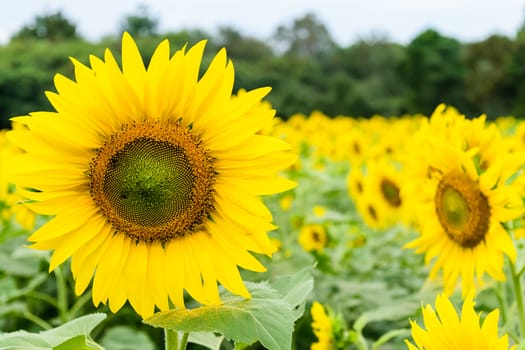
[103,138,193,226]
[380,178,401,207]
[89,121,215,243]
[435,171,490,248]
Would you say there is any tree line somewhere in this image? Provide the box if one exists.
[1,8,525,129]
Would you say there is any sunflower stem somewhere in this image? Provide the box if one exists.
[23,311,52,330]
[509,261,525,338]
[67,291,92,320]
[164,328,178,350]
[54,265,69,323]
[178,332,189,350]
[495,281,508,325]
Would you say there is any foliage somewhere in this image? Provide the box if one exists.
[120,4,159,38]
[11,11,79,42]
[3,11,525,127]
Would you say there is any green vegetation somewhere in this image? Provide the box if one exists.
[1,8,525,128]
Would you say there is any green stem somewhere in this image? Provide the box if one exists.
[54,266,69,323]
[23,311,52,330]
[178,332,189,350]
[27,291,60,309]
[509,260,525,338]
[165,329,178,350]
[67,291,92,319]
[495,281,508,325]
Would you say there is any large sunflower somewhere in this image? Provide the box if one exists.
[404,105,522,296]
[405,293,516,350]
[7,33,296,318]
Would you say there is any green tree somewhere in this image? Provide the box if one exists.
[273,13,336,57]
[507,36,525,118]
[399,29,466,114]
[120,4,159,37]
[462,35,514,117]
[337,37,407,116]
[217,27,273,61]
[11,11,79,42]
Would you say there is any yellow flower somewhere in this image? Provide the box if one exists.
[279,194,293,211]
[7,33,296,318]
[404,105,522,296]
[311,301,334,350]
[0,127,35,231]
[299,224,327,252]
[359,158,406,229]
[405,293,516,350]
[313,205,327,218]
[346,164,365,202]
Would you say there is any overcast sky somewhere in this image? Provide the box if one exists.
[1,0,524,45]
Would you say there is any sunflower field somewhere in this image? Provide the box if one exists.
[1,31,525,350]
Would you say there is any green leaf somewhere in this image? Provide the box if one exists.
[0,251,41,277]
[53,335,93,350]
[187,332,224,350]
[0,313,106,350]
[145,267,314,350]
[269,265,314,320]
[99,326,155,350]
[145,282,293,350]
[371,328,411,350]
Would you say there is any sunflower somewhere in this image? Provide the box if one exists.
[360,158,406,229]
[298,224,327,252]
[404,105,522,296]
[310,301,334,350]
[0,127,35,230]
[7,33,296,318]
[346,164,365,202]
[405,293,516,350]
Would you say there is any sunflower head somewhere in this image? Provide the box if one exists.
[7,33,296,318]
[405,293,516,350]
[403,105,522,297]
[299,224,327,252]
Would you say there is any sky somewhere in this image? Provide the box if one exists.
[1,0,524,45]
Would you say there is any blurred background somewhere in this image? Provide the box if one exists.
[1,0,525,128]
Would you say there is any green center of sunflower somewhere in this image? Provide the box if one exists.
[380,178,401,207]
[435,171,490,248]
[89,121,215,243]
[103,138,194,226]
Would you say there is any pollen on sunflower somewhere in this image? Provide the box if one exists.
[6,32,296,318]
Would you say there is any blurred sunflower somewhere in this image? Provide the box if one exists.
[310,301,334,350]
[346,164,365,202]
[404,105,522,296]
[361,158,406,229]
[405,293,516,350]
[299,223,327,252]
[7,33,296,317]
[0,127,35,230]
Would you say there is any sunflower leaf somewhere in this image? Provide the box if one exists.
[0,313,106,350]
[145,268,313,350]
[99,326,155,350]
[269,265,315,320]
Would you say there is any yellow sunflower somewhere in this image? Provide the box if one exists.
[361,158,406,229]
[405,293,516,350]
[311,301,334,350]
[298,224,327,252]
[346,164,365,202]
[0,127,35,230]
[6,33,296,318]
[404,106,522,296]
